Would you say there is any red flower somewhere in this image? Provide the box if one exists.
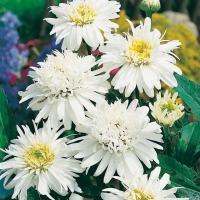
[24,39,40,49]
[110,68,119,75]
[9,73,17,85]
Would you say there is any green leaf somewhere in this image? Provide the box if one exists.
[195,141,200,155]
[106,86,127,104]
[174,122,200,167]
[159,154,200,199]
[27,187,41,200]
[75,185,101,199]
[193,141,200,168]
[158,155,200,193]
[0,114,9,160]
[174,74,200,120]
[171,183,200,200]
[0,88,17,161]
[63,129,75,140]
[76,173,102,199]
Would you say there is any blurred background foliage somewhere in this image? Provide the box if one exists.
[0,0,60,40]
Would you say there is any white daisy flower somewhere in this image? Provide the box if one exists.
[45,0,120,51]
[69,99,163,183]
[149,90,184,127]
[98,17,182,97]
[18,50,110,129]
[101,167,188,200]
[0,121,84,200]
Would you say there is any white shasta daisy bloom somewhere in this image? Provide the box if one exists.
[101,167,188,200]
[69,99,163,183]
[149,90,184,127]
[98,17,182,97]
[0,121,84,200]
[45,0,120,51]
[18,50,110,129]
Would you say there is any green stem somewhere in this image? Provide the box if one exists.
[163,126,172,157]
[86,43,92,55]
[135,87,142,106]
[146,11,153,20]
[74,191,100,199]
[32,46,40,56]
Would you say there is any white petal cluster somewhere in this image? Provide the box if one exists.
[69,100,163,183]
[19,50,110,129]
[142,0,160,6]
[45,0,120,50]
[0,121,84,200]
[97,17,182,97]
[149,90,184,127]
[101,167,189,200]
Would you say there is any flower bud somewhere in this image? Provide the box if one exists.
[149,90,184,127]
[140,0,161,13]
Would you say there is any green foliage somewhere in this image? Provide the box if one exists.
[0,114,8,160]
[173,186,200,200]
[195,142,200,155]
[174,122,200,167]
[27,188,41,200]
[76,173,102,199]
[174,74,200,120]
[0,0,47,40]
[63,129,75,140]
[0,0,44,16]
[158,155,200,197]
[0,88,17,161]
[105,86,127,104]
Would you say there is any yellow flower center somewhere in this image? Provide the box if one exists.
[71,5,96,26]
[24,143,55,171]
[127,40,152,65]
[125,188,154,200]
[160,100,177,113]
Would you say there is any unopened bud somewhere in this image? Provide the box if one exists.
[140,0,161,13]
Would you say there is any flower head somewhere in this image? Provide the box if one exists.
[69,99,163,183]
[19,50,110,129]
[149,90,184,127]
[101,167,188,200]
[0,121,84,200]
[98,17,182,97]
[45,0,120,50]
[140,0,161,13]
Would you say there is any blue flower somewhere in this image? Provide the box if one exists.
[1,11,21,29]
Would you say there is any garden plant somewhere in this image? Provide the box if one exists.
[0,0,200,200]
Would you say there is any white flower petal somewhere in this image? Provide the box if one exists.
[0,121,83,200]
[101,166,188,200]
[71,99,162,183]
[19,50,110,129]
[46,0,120,50]
[98,17,182,97]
